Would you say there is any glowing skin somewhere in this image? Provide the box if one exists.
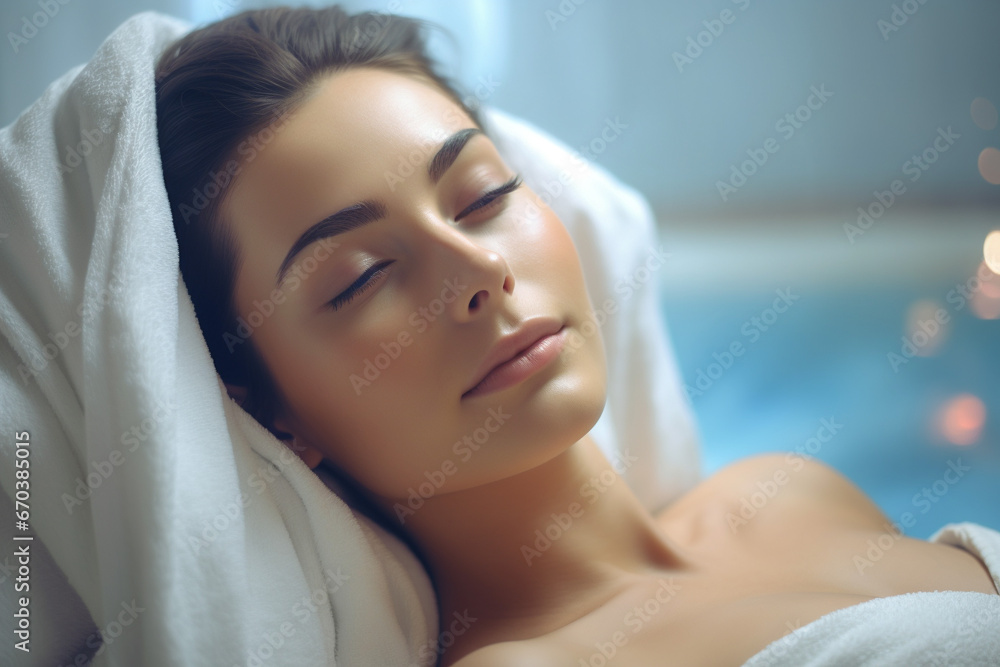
[220,67,689,656]
[224,67,615,493]
[218,68,999,666]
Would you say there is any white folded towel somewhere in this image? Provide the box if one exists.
[0,10,700,666]
[741,522,1000,667]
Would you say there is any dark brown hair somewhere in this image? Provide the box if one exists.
[154,5,483,437]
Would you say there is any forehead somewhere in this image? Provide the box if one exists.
[228,67,470,209]
[222,67,475,296]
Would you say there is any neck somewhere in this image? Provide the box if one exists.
[372,435,697,654]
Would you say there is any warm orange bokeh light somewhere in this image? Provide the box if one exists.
[979,148,1000,185]
[936,394,987,446]
[971,289,1000,319]
[971,257,1000,319]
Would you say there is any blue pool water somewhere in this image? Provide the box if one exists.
[659,250,1000,539]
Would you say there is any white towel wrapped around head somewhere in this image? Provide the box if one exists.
[0,10,700,666]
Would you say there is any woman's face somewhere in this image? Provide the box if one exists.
[222,67,607,500]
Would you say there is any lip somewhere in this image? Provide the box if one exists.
[462,319,566,400]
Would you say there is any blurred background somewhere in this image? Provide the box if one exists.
[3,0,997,537]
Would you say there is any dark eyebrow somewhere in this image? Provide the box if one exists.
[275,201,386,286]
[274,127,484,287]
[428,127,483,183]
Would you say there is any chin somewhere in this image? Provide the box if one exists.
[526,360,607,454]
[551,323,607,431]
[565,372,609,443]
[457,325,608,486]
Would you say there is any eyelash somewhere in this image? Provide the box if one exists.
[454,174,524,221]
[326,174,524,312]
[328,259,394,311]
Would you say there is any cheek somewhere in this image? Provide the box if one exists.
[260,320,463,495]
[532,208,608,388]
[527,205,592,303]
[515,190,583,258]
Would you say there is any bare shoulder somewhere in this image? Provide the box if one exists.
[719,452,892,529]
[658,451,891,537]
[447,639,566,667]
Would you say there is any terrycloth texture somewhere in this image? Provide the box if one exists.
[0,10,700,667]
[741,522,1000,667]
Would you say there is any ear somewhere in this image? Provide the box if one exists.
[224,382,248,407]
[226,382,324,470]
[271,411,325,470]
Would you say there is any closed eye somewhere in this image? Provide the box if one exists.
[327,259,393,311]
[325,174,523,312]
[454,174,523,221]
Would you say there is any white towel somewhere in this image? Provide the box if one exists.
[741,522,1000,667]
[0,10,700,667]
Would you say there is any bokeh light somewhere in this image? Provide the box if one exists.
[935,394,987,446]
[970,258,1000,319]
[971,289,1000,319]
[904,299,948,356]
[985,230,1000,275]
[978,261,1000,297]
[979,148,1000,185]
[971,98,999,131]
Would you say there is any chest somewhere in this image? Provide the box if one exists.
[546,505,996,665]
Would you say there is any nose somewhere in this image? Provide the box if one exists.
[421,223,515,323]
[458,250,515,321]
